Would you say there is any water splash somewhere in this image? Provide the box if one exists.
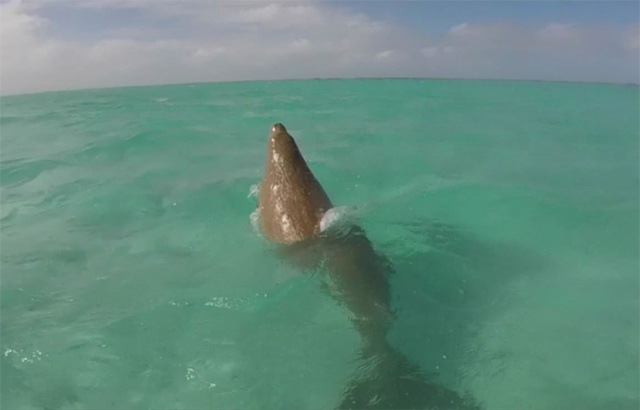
[250,208,260,231]
[319,205,359,232]
[247,184,259,199]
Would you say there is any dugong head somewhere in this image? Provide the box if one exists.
[258,123,333,244]
[265,123,302,167]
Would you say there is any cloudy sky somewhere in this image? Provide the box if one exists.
[1,0,638,95]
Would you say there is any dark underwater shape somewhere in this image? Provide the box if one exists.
[338,343,480,410]
[281,226,482,410]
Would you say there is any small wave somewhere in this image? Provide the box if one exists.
[154,97,169,103]
[356,175,464,214]
[243,111,272,118]
[1,159,68,189]
[0,115,25,124]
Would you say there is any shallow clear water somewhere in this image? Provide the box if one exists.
[1,79,638,410]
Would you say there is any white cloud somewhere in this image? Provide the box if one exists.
[374,50,394,61]
[0,0,638,95]
[420,47,438,59]
[418,21,639,83]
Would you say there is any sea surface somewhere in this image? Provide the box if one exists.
[1,79,638,410]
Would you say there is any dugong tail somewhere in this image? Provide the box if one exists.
[338,340,481,410]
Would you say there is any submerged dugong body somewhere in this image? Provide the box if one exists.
[255,123,480,410]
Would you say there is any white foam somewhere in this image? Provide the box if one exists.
[249,208,260,233]
[247,184,259,199]
[319,206,357,232]
[205,297,237,310]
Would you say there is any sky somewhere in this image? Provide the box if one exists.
[0,0,638,96]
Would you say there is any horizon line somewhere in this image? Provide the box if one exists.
[2,75,638,98]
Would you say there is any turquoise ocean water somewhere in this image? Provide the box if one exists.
[1,79,638,409]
